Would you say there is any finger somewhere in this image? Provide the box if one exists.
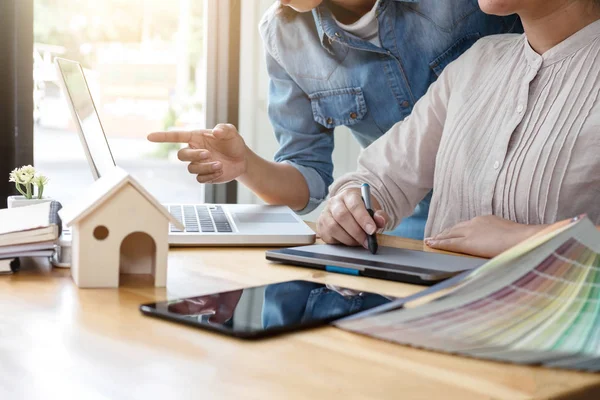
[426,226,454,241]
[325,218,358,246]
[329,198,368,247]
[373,210,389,230]
[318,212,359,246]
[429,227,467,241]
[147,130,211,143]
[344,193,377,235]
[189,162,222,175]
[425,237,469,254]
[196,170,225,184]
[205,124,238,141]
[317,206,337,242]
[317,224,340,245]
[178,148,211,162]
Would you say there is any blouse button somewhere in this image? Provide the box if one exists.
[517,104,524,113]
[493,161,500,170]
[350,112,357,119]
[326,117,333,125]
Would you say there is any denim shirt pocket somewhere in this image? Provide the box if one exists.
[309,87,367,129]
[429,33,481,77]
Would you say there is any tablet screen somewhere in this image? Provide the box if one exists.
[140,280,394,338]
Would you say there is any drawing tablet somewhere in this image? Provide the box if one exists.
[266,245,487,285]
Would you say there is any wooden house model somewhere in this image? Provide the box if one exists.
[59,166,183,288]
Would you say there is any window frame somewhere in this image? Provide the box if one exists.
[203,0,241,204]
[0,0,34,208]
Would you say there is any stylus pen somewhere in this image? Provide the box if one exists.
[360,183,378,255]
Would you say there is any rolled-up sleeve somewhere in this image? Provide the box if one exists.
[261,27,335,214]
[329,55,457,230]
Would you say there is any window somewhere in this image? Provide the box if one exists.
[33,0,207,204]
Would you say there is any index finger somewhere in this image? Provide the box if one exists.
[147,130,210,143]
[344,192,377,235]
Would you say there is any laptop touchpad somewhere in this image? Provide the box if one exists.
[234,213,297,224]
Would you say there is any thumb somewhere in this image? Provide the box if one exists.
[210,123,238,140]
[373,210,388,231]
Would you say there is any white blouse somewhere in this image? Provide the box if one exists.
[330,19,600,236]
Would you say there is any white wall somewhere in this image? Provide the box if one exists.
[237,0,361,222]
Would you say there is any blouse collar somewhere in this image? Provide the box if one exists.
[524,18,600,68]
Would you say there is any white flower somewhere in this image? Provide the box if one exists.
[17,170,34,184]
[8,168,19,183]
[7,165,40,185]
[21,165,36,175]
[33,174,49,186]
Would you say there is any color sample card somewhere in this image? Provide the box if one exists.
[338,217,600,371]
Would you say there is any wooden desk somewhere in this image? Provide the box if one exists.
[1,234,599,400]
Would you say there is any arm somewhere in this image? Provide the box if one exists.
[146,124,312,211]
[237,150,310,211]
[319,52,456,247]
[329,62,454,231]
[317,65,455,245]
[238,44,336,212]
[147,42,334,213]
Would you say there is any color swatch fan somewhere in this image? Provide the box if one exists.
[338,216,600,371]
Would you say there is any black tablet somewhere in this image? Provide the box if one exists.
[140,280,394,339]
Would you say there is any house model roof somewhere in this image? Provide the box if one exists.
[59,166,184,230]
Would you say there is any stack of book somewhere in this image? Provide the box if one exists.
[337,215,600,371]
[0,202,61,274]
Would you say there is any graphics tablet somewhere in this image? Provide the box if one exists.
[266,245,487,285]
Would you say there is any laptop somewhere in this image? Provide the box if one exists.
[54,58,315,246]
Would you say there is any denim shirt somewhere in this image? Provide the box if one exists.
[259,0,523,239]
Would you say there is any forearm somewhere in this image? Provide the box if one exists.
[238,148,310,211]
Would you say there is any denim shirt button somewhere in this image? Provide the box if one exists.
[334,32,341,37]
[350,112,357,119]
[326,117,333,125]
[401,101,410,108]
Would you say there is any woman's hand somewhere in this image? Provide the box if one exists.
[425,215,546,258]
[148,123,248,184]
[317,188,389,248]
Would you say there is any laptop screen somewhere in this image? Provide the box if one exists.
[56,58,116,179]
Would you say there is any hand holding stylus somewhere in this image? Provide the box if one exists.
[317,186,388,251]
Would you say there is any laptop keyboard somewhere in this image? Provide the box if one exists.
[168,205,233,233]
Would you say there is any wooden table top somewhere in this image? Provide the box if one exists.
[1,233,599,400]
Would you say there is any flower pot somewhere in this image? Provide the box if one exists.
[7,195,53,209]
